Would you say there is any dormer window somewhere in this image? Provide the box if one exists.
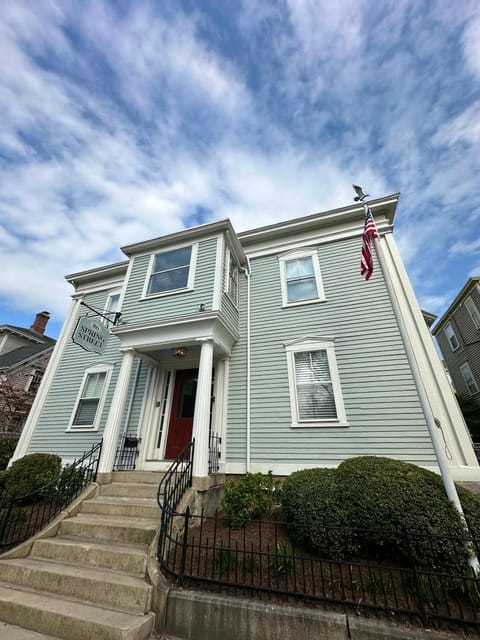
[145,245,197,297]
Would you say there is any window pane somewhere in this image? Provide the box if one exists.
[73,398,99,425]
[83,372,106,398]
[294,351,337,420]
[153,247,191,272]
[287,278,318,302]
[286,257,314,279]
[148,267,189,294]
[107,294,120,313]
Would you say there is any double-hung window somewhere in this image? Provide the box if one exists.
[465,296,480,329]
[68,364,113,431]
[460,362,479,395]
[224,248,239,306]
[103,289,121,326]
[145,245,195,297]
[285,338,347,427]
[444,322,460,351]
[279,249,325,306]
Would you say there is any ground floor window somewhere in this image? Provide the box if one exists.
[68,363,113,431]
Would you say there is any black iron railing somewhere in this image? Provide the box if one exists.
[0,441,102,552]
[113,434,140,471]
[158,508,480,630]
[208,432,221,474]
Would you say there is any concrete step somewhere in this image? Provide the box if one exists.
[0,583,154,640]
[59,513,158,545]
[80,496,160,519]
[31,536,148,575]
[99,482,159,499]
[0,557,152,613]
[112,471,164,485]
[0,622,62,639]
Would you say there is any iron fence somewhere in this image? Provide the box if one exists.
[158,507,480,630]
[113,434,140,471]
[208,433,221,474]
[0,440,102,552]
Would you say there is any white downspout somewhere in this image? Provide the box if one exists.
[240,257,252,472]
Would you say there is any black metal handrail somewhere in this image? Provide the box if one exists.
[113,434,140,471]
[208,432,221,474]
[157,440,195,563]
[158,506,480,630]
[0,440,102,552]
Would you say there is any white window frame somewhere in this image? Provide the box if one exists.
[279,249,325,307]
[285,337,347,427]
[444,322,460,351]
[102,288,122,326]
[25,368,43,393]
[460,362,479,396]
[67,362,114,432]
[465,296,480,329]
[224,247,239,307]
[142,243,198,299]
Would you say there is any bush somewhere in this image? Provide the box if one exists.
[281,468,357,559]
[221,471,280,529]
[335,456,475,573]
[3,453,62,500]
[0,439,18,471]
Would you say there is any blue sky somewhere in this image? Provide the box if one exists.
[1,0,479,339]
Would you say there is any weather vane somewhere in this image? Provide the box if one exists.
[353,184,369,202]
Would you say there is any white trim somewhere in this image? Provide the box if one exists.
[444,322,460,351]
[285,337,347,427]
[212,234,225,311]
[66,362,114,432]
[141,242,198,300]
[278,249,325,307]
[465,295,480,329]
[10,298,83,464]
[70,277,126,297]
[223,247,239,307]
[460,361,479,395]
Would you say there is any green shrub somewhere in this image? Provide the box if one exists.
[0,439,18,471]
[3,453,61,500]
[221,471,280,529]
[281,468,358,559]
[335,456,475,573]
[56,465,86,504]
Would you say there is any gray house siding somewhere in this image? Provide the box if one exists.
[227,236,436,468]
[28,289,121,458]
[121,237,218,322]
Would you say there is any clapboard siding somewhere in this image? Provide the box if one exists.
[220,292,239,332]
[227,235,436,467]
[121,237,218,322]
[28,289,122,458]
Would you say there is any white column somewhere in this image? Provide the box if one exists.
[98,349,135,473]
[192,340,214,478]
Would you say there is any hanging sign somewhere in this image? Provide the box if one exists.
[72,316,109,354]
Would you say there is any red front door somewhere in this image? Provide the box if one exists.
[164,369,198,460]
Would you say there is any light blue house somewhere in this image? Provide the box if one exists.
[12,193,480,482]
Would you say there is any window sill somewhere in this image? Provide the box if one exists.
[65,427,100,433]
[290,421,349,429]
[282,298,326,309]
[141,287,193,301]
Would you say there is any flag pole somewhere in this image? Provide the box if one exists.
[354,186,479,574]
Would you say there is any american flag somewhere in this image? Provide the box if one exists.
[360,205,378,281]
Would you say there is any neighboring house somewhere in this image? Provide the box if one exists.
[0,312,55,433]
[432,278,480,407]
[11,195,480,481]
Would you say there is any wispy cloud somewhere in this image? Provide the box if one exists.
[0,0,479,332]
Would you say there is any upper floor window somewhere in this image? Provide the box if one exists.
[465,296,480,329]
[285,338,347,427]
[68,363,113,431]
[444,322,460,351]
[224,248,239,306]
[460,362,479,395]
[279,249,325,307]
[103,289,121,326]
[145,245,196,297]
[25,369,44,393]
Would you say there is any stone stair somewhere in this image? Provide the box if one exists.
[0,471,164,640]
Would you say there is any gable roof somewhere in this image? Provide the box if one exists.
[0,324,55,345]
[0,343,54,371]
[432,277,480,334]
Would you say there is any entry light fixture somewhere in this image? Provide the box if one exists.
[172,346,188,359]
